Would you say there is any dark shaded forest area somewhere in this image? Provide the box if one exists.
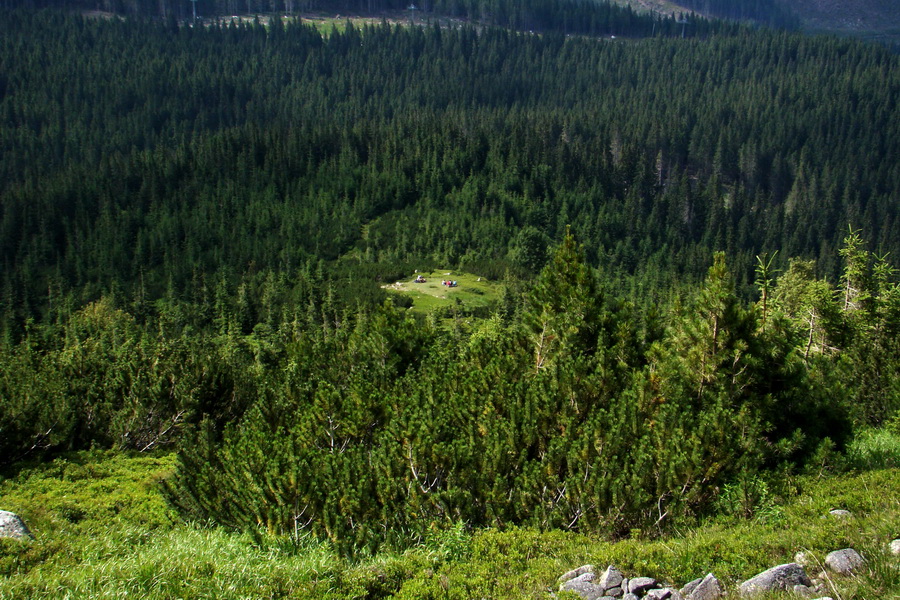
[1,10,899,553]
[2,12,897,322]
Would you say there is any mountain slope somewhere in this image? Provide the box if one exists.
[617,0,900,41]
[788,0,900,40]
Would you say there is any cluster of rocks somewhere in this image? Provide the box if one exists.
[740,544,874,598]
[557,565,721,600]
[739,562,827,598]
[557,560,848,600]
[557,530,899,600]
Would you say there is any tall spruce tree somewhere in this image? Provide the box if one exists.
[522,229,601,372]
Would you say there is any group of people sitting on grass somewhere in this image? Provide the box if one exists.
[413,274,457,287]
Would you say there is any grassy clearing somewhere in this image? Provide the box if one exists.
[846,427,900,470]
[211,11,464,35]
[382,269,502,317]
[211,13,390,33]
[2,452,900,598]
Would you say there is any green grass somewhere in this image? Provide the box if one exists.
[382,269,502,317]
[394,469,900,599]
[2,451,900,598]
[846,427,900,471]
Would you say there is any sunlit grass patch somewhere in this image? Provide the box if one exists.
[846,427,900,470]
[382,269,502,317]
[3,453,900,599]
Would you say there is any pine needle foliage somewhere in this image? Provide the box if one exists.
[163,239,849,553]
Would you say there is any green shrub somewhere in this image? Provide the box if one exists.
[714,474,785,524]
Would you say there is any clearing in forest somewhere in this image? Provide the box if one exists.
[382,270,500,315]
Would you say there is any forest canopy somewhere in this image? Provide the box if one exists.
[1,9,899,553]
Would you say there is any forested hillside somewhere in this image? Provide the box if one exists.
[2,12,898,332]
[1,9,900,557]
[0,0,723,37]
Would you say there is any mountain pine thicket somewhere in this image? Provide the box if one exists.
[1,8,899,553]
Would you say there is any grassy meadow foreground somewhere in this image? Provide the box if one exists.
[2,446,900,598]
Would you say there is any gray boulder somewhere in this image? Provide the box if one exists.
[622,595,640,600]
[560,579,607,600]
[891,539,900,556]
[824,548,865,575]
[740,563,811,597]
[560,572,596,590]
[0,511,32,540]
[680,578,702,597]
[628,577,658,595]
[645,588,672,600]
[560,565,597,584]
[599,565,625,591]
[828,509,852,518]
[688,573,723,600]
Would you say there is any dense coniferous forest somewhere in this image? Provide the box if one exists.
[1,8,900,556]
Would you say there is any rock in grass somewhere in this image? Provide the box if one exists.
[824,548,865,575]
[560,565,597,584]
[598,565,625,591]
[560,579,607,600]
[828,509,852,518]
[628,577,658,595]
[680,577,702,597]
[0,510,33,540]
[688,573,723,600]
[891,539,900,555]
[739,563,811,597]
[560,572,597,590]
